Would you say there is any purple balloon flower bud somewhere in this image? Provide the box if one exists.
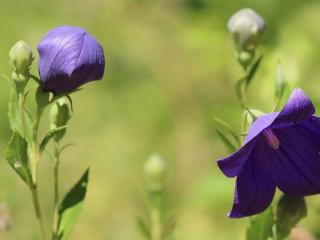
[37,26,105,95]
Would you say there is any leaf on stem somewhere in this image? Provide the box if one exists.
[39,126,67,152]
[8,90,33,142]
[137,218,151,239]
[246,55,263,88]
[235,56,263,105]
[214,118,240,153]
[275,194,307,240]
[57,168,90,240]
[246,207,274,240]
[5,132,31,185]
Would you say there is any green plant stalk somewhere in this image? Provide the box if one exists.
[21,98,47,240]
[18,92,26,136]
[30,183,46,240]
[151,206,161,240]
[52,144,60,240]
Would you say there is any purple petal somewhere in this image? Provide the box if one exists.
[217,113,279,178]
[265,122,320,195]
[229,145,276,218]
[271,88,315,128]
[217,139,257,178]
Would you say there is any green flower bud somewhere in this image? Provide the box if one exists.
[50,98,71,141]
[237,51,255,69]
[144,154,167,193]
[9,41,33,92]
[227,8,265,52]
[9,41,33,74]
[36,86,50,113]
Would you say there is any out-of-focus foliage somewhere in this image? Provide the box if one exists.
[0,0,319,239]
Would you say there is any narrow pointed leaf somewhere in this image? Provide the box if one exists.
[275,63,286,100]
[57,168,90,240]
[137,218,151,239]
[39,126,67,152]
[214,118,241,147]
[5,132,31,185]
[246,55,263,88]
[246,207,274,240]
[215,129,237,153]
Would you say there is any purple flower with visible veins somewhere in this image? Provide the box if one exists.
[37,26,105,95]
[217,88,320,218]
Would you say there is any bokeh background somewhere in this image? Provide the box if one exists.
[0,0,320,239]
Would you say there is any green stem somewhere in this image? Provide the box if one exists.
[30,185,46,240]
[18,92,26,137]
[151,206,161,240]
[52,144,60,240]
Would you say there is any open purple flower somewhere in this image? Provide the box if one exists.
[217,88,320,218]
[37,26,105,95]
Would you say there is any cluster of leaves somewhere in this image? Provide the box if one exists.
[246,195,307,240]
[5,82,89,239]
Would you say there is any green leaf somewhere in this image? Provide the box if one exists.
[214,118,241,147]
[57,168,90,240]
[275,63,286,100]
[137,218,151,239]
[275,194,307,240]
[246,55,263,88]
[246,207,275,240]
[39,126,67,152]
[215,129,237,153]
[8,90,33,142]
[5,132,31,185]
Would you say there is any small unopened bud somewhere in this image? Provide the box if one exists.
[9,41,33,74]
[50,98,71,141]
[36,86,50,112]
[144,154,167,192]
[227,8,265,52]
[9,41,33,92]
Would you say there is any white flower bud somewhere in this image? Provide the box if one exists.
[227,8,265,51]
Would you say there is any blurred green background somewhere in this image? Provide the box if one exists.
[1,0,320,239]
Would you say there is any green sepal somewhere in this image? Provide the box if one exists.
[275,194,307,240]
[246,207,275,240]
[5,132,32,186]
[39,126,67,152]
[57,168,90,240]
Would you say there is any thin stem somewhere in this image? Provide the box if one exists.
[31,185,46,240]
[151,206,161,240]
[29,105,46,240]
[52,144,60,240]
[18,92,26,137]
